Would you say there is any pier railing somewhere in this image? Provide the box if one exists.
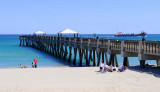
[124,40,139,53]
[142,41,160,55]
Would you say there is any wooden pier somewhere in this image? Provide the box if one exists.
[19,35,160,67]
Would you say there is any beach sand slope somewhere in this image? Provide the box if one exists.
[0,67,160,92]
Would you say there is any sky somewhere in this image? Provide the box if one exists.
[0,0,160,34]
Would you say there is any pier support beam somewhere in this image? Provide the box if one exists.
[85,49,89,66]
[57,44,60,56]
[93,50,96,66]
[140,60,145,67]
[63,46,67,60]
[123,57,129,67]
[88,50,92,66]
[31,41,34,48]
[19,40,22,46]
[45,44,48,53]
[80,49,85,66]
[79,48,82,66]
[51,45,54,56]
[44,44,47,52]
[54,44,57,56]
[109,54,119,67]
[47,43,50,54]
[156,60,160,66]
[73,48,77,65]
[109,54,114,66]
[105,52,108,65]
[68,47,72,63]
[115,55,118,67]
[26,39,28,46]
[96,38,100,66]
[102,51,104,61]
[59,44,63,58]
[23,39,25,46]
[50,44,53,54]
[97,52,101,66]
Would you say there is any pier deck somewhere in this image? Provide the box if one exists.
[19,35,160,67]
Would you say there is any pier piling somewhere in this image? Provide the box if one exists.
[123,57,129,67]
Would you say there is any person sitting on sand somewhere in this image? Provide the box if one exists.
[108,65,113,72]
[20,64,23,69]
[103,65,108,73]
[113,66,116,71]
[118,67,122,72]
[99,60,104,73]
[23,65,26,68]
[120,66,124,72]
[118,66,127,72]
[20,64,26,69]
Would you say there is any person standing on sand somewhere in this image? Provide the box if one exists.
[32,62,34,68]
[33,58,37,68]
[35,63,37,68]
[99,60,104,73]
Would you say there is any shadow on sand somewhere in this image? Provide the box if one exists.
[128,65,160,78]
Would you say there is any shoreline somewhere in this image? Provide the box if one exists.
[0,64,157,68]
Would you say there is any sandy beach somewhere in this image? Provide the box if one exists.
[0,66,160,92]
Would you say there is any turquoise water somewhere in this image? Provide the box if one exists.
[0,34,160,68]
[0,35,68,68]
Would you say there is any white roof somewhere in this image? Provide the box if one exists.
[59,29,78,34]
[33,30,46,35]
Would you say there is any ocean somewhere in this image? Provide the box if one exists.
[0,34,160,68]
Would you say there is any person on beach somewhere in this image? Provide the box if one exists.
[113,66,116,71]
[103,65,108,73]
[33,58,37,68]
[118,66,127,72]
[20,64,23,69]
[99,60,104,73]
[32,62,34,68]
[118,67,123,72]
[35,63,37,68]
[108,65,113,72]
[20,64,26,69]
[23,65,26,68]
